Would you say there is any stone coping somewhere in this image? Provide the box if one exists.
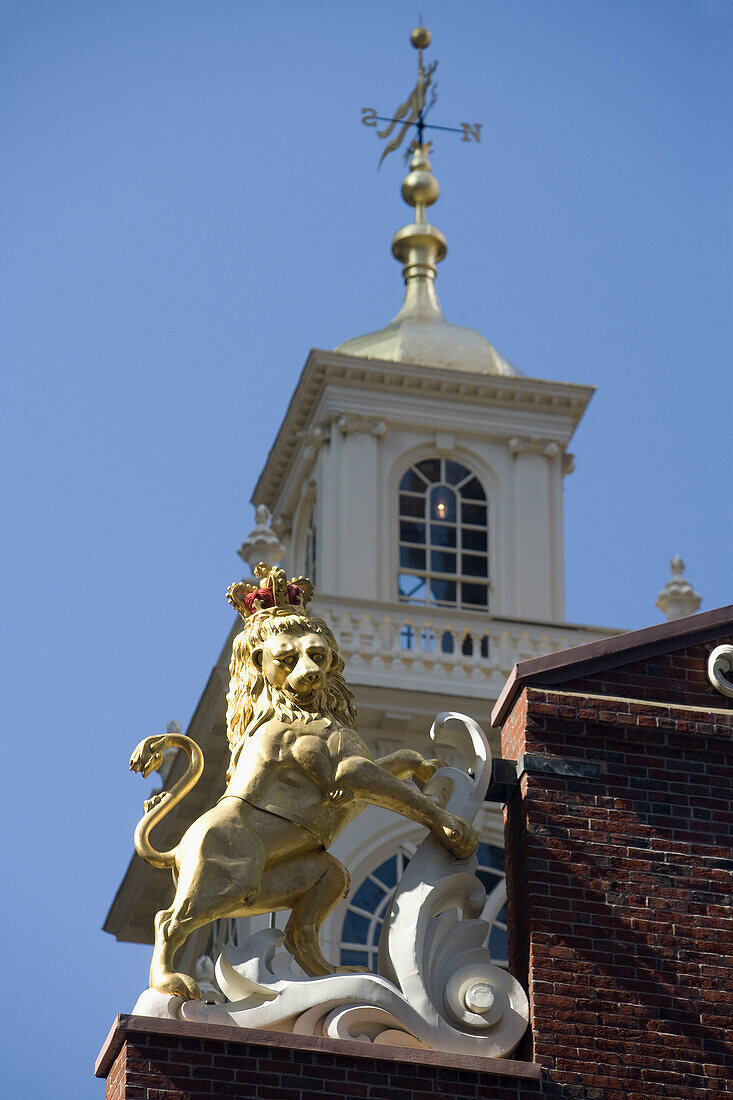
[492,602,733,728]
[95,1013,541,1082]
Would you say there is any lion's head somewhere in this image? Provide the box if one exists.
[225,611,357,781]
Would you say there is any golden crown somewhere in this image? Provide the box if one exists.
[227,563,314,621]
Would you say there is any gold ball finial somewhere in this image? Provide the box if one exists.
[410,26,431,50]
[401,143,439,208]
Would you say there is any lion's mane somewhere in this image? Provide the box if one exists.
[225,612,357,783]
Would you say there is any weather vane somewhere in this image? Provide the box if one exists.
[361,26,482,165]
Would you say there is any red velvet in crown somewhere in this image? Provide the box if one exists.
[226,564,314,621]
[242,582,303,615]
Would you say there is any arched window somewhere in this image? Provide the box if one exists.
[398,458,489,610]
[339,842,507,971]
[339,847,413,970]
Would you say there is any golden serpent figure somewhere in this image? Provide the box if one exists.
[130,565,478,1000]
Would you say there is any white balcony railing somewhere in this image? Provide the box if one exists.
[314,594,619,700]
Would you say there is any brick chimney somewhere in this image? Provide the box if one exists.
[492,605,733,1098]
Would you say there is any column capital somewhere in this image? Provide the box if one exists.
[507,435,564,458]
[336,413,388,438]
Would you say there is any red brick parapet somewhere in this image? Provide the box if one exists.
[96,1014,542,1099]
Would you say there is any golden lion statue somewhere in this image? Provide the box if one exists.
[130,564,478,1000]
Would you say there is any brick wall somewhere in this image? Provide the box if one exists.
[96,1016,543,1100]
[500,633,733,1100]
[568,640,730,711]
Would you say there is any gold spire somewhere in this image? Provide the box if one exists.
[391,141,447,326]
[388,29,447,325]
[339,28,520,376]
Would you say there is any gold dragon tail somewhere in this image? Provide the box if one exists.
[129,733,205,869]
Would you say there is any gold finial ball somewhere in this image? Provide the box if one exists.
[410,26,431,50]
[402,166,439,207]
[402,144,440,207]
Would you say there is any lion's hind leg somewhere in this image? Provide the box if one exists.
[257,850,353,977]
[150,907,202,1001]
[149,799,266,1000]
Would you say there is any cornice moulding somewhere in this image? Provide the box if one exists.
[253,349,594,511]
[315,387,582,443]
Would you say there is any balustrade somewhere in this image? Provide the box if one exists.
[314,595,617,696]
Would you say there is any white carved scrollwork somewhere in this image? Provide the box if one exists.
[507,434,564,459]
[296,422,330,480]
[336,413,388,438]
[708,644,733,699]
[133,712,529,1057]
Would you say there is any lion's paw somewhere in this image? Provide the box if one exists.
[154,972,202,1001]
[440,815,479,860]
[413,757,447,786]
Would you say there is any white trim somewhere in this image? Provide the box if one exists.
[253,349,593,513]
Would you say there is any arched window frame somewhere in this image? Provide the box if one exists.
[396,455,492,612]
[337,840,508,972]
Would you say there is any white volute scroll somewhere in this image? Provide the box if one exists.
[708,644,733,700]
[133,712,529,1057]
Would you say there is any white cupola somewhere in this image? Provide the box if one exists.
[252,140,593,631]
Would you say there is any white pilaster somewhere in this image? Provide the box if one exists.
[509,437,561,621]
[333,414,385,599]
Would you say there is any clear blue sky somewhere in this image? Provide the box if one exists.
[1,2,731,1096]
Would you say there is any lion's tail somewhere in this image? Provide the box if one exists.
[130,733,205,869]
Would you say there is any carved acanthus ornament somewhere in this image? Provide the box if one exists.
[296,421,330,473]
[507,435,574,474]
[293,415,387,486]
[507,435,563,459]
[336,413,388,438]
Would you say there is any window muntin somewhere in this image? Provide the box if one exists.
[339,848,412,970]
[339,842,507,971]
[398,458,489,610]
